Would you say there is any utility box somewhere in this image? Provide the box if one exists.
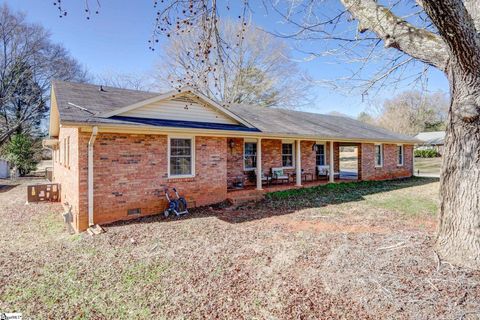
[27,183,60,203]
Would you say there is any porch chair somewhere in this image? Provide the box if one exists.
[271,167,290,184]
[317,165,340,180]
[254,169,272,186]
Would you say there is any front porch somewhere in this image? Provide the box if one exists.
[227,137,362,190]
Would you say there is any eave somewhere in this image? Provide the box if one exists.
[59,121,420,145]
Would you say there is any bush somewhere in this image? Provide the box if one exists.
[4,133,39,176]
[414,148,440,158]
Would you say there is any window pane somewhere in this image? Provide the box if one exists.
[170,139,191,156]
[282,155,293,167]
[245,155,256,169]
[282,143,292,155]
[244,142,257,169]
[245,142,256,155]
[398,146,403,164]
[375,145,383,166]
[316,145,325,166]
[170,156,192,175]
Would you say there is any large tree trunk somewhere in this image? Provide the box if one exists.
[436,63,480,269]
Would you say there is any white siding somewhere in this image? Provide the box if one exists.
[118,95,239,124]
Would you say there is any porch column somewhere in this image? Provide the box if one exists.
[256,138,262,190]
[295,140,302,186]
[329,140,334,183]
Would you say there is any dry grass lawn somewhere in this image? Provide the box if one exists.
[1,177,479,319]
[415,157,442,176]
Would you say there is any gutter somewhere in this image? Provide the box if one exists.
[88,126,98,227]
[60,122,420,145]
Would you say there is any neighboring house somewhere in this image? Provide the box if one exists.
[414,131,445,155]
[45,80,418,232]
[0,159,9,179]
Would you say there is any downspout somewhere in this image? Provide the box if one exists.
[88,126,98,227]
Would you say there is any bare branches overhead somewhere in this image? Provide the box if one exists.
[154,20,314,108]
[340,0,448,70]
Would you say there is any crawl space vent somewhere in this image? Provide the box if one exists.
[127,208,141,215]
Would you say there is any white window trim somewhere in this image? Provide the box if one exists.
[281,141,295,169]
[397,144,404,166]
[243,140,257,171]
[375,143,383,168]
[315,142,326,166]
[168,135,195,178]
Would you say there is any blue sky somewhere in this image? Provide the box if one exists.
[3,0,449,116]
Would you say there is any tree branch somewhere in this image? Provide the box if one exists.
[463,0,480,33]
[340,0,449,71]
[421,0,480,74]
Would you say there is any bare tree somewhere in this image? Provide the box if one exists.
[56,0,480,268]
[153,20,314,108]
[0,4,87,145]
[359,91,448,135]
[357,111,376,125]
[96,71,154,91]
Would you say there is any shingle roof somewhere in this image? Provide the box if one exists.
[228,104,416,142]
[414,131,445,145]
[51,80,418,143]
[52,80,158,124]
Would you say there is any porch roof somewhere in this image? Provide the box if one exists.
[50,80,418,143]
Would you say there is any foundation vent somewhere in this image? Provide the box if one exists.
[127,208,141,215]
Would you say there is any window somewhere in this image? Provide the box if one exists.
[66,136,70,168]
[375,144,383,167]
[316,144,325,166]
[244,142,257,170]
[169,137,194,177]
[59,140,62,165]
[63,138,67,166]
[397,145,404,166]
[282,143,294,167]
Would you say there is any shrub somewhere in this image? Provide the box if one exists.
[4,133,39,176]
[414,148,440,158]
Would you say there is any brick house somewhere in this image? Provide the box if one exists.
[44,81,417,232]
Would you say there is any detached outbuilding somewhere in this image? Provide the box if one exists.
[414,131,446,155]
[46,80,418,232]
[0,159,9,179]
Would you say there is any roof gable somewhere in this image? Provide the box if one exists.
[100,87,253,127]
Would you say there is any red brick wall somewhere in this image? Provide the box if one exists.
[360,143,413,180]
[261,139,284,174]
[53,127,80,225]
[226,138,245,187]
[74,133,227,231]
[61,131,414,232]
[333,142,340,173]
[301,141,316,175]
